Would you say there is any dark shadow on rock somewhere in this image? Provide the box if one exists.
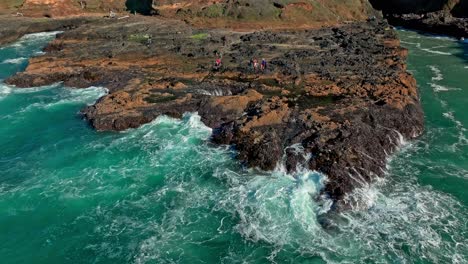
[369,0,446,14]
[452,0,468,18]
[125,0,154,15]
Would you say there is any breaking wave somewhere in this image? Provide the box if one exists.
[0,84,12,100]
[1,57,27,64]
[129,119,467,263]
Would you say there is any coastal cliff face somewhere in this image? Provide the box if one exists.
[3,11,424,209]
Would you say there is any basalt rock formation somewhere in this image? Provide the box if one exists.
[4,14,424,209]
[370,0,468,38]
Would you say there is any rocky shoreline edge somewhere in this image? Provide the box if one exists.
[386,12,468,39]
[2,15,424,210]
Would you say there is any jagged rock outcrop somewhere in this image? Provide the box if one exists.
[4,15,424,209]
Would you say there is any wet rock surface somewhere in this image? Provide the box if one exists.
[4,16,424,209]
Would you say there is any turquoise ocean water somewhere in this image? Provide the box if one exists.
[0,31,466,263]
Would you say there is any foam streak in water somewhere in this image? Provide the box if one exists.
[1,57,27,64]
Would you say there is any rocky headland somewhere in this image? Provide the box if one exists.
[1,1,425,210]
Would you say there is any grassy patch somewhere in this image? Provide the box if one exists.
[202,4,224,18]
[190,33,209,40]
[128,34,151,44]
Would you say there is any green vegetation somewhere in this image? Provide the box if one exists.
[190,33,209,40]
[201,4,224,18]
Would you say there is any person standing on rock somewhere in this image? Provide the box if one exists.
[213,57,222,71]
[261,58,267,72]
[253,59,259,72]
[146,35,152,47]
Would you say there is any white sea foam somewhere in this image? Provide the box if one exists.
[8,82,61,94]
[401,37,454,55]
[197,89,232,96]
[420,48,452,55]
[2,57,27,64]
[126,110,466,263]
[10,86,108,114]
[0,84,12,99]
[4,31,61,51]
[40,86,107,109]
[428,65,443,81]
[429,82,461,92]
[19,31,62,42]
[443,111,468,149]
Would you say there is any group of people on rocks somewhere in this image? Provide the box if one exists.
[213,55,268,73]
[250,58,268,72]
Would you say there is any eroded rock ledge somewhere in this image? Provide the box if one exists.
[6,17,424,209]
